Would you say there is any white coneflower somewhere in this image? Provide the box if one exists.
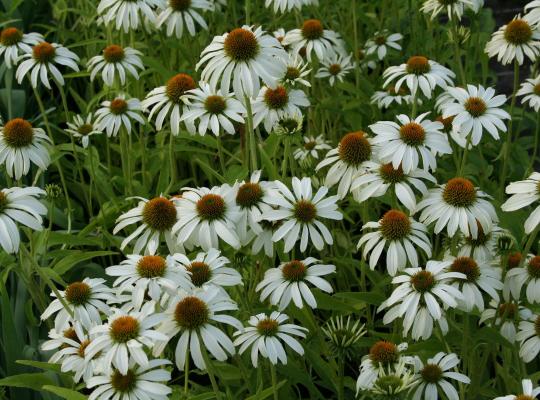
[265,0,303,13]
[279,53,311,87]
[142,73,197,136]
[526,1,540,26]
[0,186,46,254]
[0,118,51,179]
[106,254,193,309]
[458,223,504,261]
[97,0,162,33]
[0,27,42,68]
[371,86,416,109]
[365,31,403,60]
[516,314,540,362]
[252,85,310,133]
[283,19,344,61]
[293,135,332,162]
[172,184,241,251]
[378,261,465,340]
[315,52,354,86]
[86,359,172,400]
[88,45,144,86]
[442,85,510,146]
[234,312,308,367]
[251,219,278,257]
[416,177,498,239]
[85,302,167,374]
[41,278,114,331]
[358,209,432,276]
[501,172,540,234]
[153,287,241,370]
[412,352,470,400]
[156,0,213,38]
[479,296,532,343]
[383,56,455,99]
[370,113,451,173]
[262,177,342,252]
[485,15,540,65]
[197,25,287,97]
[113,195,180,255]
[505,255,540,304]
[16,41,79,88]
[272,111,303,136]
[181,81,245,136]
[421,0,477,21]
[494,379,540,400]
[316,131,373,199]
[64,113,102,148]
[95,95,144,137]
[517,75,540,111]
[351,161,436,212]
[256,258,335,309]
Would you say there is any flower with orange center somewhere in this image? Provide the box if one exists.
[315,52,354,86]
[65,113,102,148]
[87,44,143,86]
[365,31,403,60]
[506,255,540,304]
[283,18,343,61]
[96,95,144,137]
[0,28,42,68]
[492,379,540,400]
[517,76,540,112]
[293,134,331,162]
[369,341,399,365]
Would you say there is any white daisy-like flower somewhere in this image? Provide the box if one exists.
[256,257,335,309]
[86,358,172,400]
[272,110,304,136]
[351,161,436,212]
[64,113,103,148]
[370,113,451,173]
[251,219,277,257]
[479,296,532,343]
[95,95,144,137]
[41,278,114,332]
[315,52,354,86]
[485,14,540,65]
[172,184,241,251]
[252,85,309,133]
[526,0,540,26]
[494,379,540,400]
[113,195,180,255]
[457,223,504,261]
[85,301,167,375]
[181,81,245,136]
[501,172,540,234]
[265,0,303,13]
[379,261,465,341]
[106,254,193,309]
[0,186,46,254]
[142,73,196,136]
[517,75,540,111]
[364,360,418,397]
[412,352,470,400]
[358,209,432,276]
[365,31,403,60]
[262,177,343,252]
[505,255,540,304]
[421,0,476,20]
[283,19,343,61]
[442,85,509,146]
[371,86,416,109]
[0,27,42,68]
[87,45,144,86]
[316,131,373,199]
[234,311,308,367]
[279,53,311,87]
[516,314,540,363]
[173,248,242,290]
[383,55,455,99]
[445,255,502,312]
[97,0,162,33]
[157,0,213,38]
[293,135,332,162]
[153,287,242,370]
[197,25,287,97]
[416,177,498,239]
[15,41,79,88]
[0,118,51,179]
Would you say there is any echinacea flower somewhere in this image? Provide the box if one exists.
[64,113,102,148]
[485,15,540,65]
[458,223,504,261]
[479,296,532,343]
[371,86,416,109]
[265,0,303,13]
[494,379,540,400]
[365,360,418,397]
[113,195,180,255]
[364,31,402,60]
[95,95,144,137]
[41,278,114,331]
[369,113,451,173]
[283,19,343,61]
[383,56,455,99]
[88,45,144,86]
[256,257,335,309]
[16,41,79,88]
[501,172,540,234]
[234,311,308,367]
[316,131,373,199]
[516,314,540,362]
[416,177,498,239]
[279,53,311,88]
[315,52,354,86]
[505,255,540,303]
[322,315,366,355]
[517,75,540,111]
[251,219,278,257]
[97,0,162,33]
[197,25,287,97]
[156,0,213,38]
[293,135,332,162]
[421,0,477,21]
[262,177,342,252]
[0,27,42,68]
[358,209,432,276]
[526,0,540,26]
[153,287,242,370]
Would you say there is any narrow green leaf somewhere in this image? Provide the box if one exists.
[42,385,88,400]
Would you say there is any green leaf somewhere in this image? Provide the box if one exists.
[334,291,385,306]
[42,385,87,400]
[16,360,61,373]
[245,380,287,400]
[52,250,117,275]
[0,373,55,391]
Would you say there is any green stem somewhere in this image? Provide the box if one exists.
[244,95,257,172]
[337,351,345,400]
[451,18,466,85]
[5,68,13,120]
[270,362,279,400]
[119,128,132,195]
[184,346,190,394]
[199,333,223,400]
[411,90,418,118]
[459,136,472,176]
[281,138,291,179]
[217,135,226,174]
[519,226,539,268]
[245,0,250,25]
[526,112,540,176]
